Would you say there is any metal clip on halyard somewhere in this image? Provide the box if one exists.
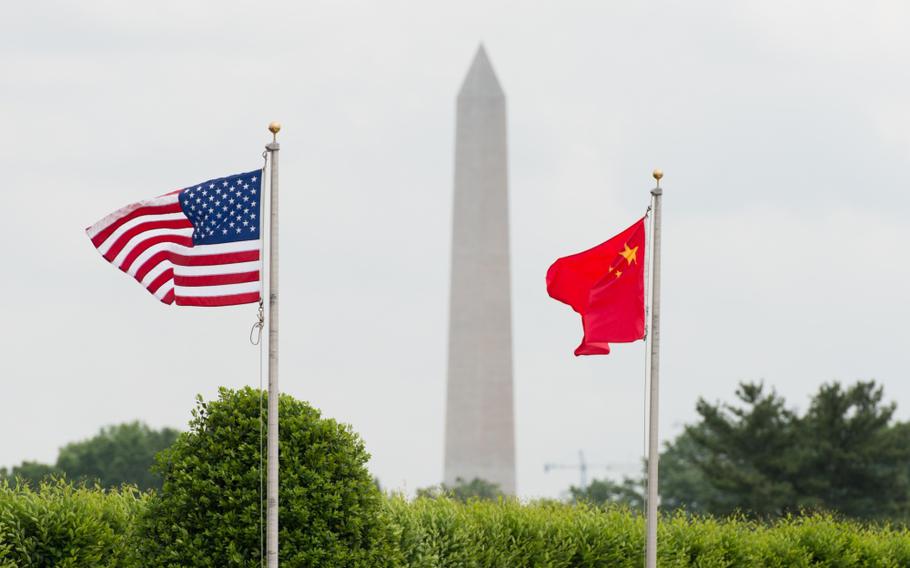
[250,300,265,345]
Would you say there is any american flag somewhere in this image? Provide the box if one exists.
[86,170,262,307]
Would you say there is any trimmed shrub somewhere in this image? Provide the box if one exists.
[0,479,146,567]
[386,497,644,567]
[136,387,398,567]
[385,497,910,567]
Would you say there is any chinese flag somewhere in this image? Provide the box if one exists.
[546,217,646,355]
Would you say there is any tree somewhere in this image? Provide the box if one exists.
[416,477,504,502]
[794,381,910,519]
[136,387,397,567]
[0,461,61,486]
[56,422,179,491]
[658,380,910,520]
[657,426,714,514]
[1,422,178,491]
[569,477,644,510]
[683,382,799,517]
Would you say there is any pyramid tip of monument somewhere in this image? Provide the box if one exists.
[458,44,504,99]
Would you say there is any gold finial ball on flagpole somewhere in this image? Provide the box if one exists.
[652,169,663,181]
[268,122,281,135]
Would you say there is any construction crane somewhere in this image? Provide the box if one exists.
[544,450,613,489]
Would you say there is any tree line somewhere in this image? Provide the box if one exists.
[5,379,908,522]
[1,421,178,491]
[571,380,910,521]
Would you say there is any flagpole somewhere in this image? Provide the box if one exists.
[645,168,663,568]
[266,122,281,568]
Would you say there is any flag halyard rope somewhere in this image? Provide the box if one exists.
[256,147,269,568]
[642,202,656,566]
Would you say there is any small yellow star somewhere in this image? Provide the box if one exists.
[614,270,622,278]
[619,243,638,265]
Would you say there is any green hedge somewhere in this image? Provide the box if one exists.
[3,482,910,567]
[0,479,146,567]
[384,497,910,567]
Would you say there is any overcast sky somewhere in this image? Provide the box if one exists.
[2,1,909,498]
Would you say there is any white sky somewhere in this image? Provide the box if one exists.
[2,1,909,498]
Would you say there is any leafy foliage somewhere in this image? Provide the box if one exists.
[682,382,800,517]
[0,479,146,567]
[385,496,910,567]
[416,477,504,502]
[657,425,714,513]
[0,462,62,488]
[572,380,910,521]
[56,421,179,491]
[135,387,398,567]
[797,382,910,519]
[660,380,910,520]
[2,476,910,566]
[569,477,644,510]
[1,422,178,491]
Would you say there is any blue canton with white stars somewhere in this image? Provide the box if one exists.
[178,170,262,245]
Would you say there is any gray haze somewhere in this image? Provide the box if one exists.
[1,1,908,498]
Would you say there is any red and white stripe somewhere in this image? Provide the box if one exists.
[86,192,260,307]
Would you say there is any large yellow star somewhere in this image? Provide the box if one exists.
[619,243,639,265]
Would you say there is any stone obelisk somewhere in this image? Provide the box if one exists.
[444,46,516,495]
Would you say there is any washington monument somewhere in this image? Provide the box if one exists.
[443,46,516,495]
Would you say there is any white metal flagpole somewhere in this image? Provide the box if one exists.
[645,169,663,568]
[266,122,281,568]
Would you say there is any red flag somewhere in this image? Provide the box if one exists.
[546,217,646,355]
